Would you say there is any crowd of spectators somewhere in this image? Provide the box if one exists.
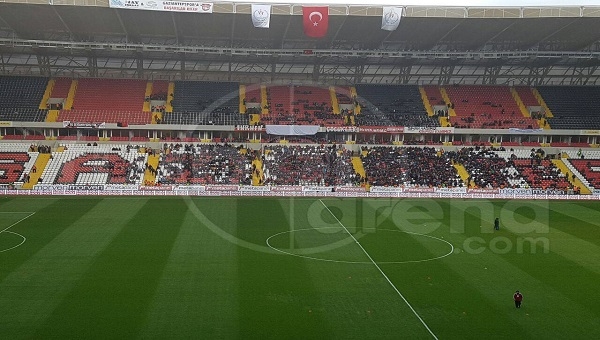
[262,145,360,186]
[362,146,463,188]
[446,147,512,188]
[156,143,252,185]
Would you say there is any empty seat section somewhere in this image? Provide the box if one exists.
[166,81,241,125]
[0,76,48,122]
[444,85,539,129]
[58,78,148,124]
[40,144,147,185]
[537,86,600,129]
[152,81,169,99]
[515,87,539,107]
[355,85,437,127]
[51,78,72,99]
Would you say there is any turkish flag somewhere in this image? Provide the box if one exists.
[303,6,328,38]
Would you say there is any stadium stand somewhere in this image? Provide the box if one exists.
[537,86,600,129]
[57,78,149,125]
[262,145,358,186]
[354,85,438,127]
[0,76,48,122]
[165,81,242,125]
[50,78,72,99]
[0,143,40,184]
[261,86,344,126]
[362,146,463,187]
[443,85,539,129]
[494,149,570,190]
[156,143,252,185]
[39,144,147,185]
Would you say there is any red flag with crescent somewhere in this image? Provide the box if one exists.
[303,6,328,38]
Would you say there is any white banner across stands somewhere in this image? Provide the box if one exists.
[4,188,597,200]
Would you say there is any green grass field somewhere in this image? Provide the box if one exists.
[1,196,599,339]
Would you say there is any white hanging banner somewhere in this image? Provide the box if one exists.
[251,4,271,28]
[381,6,402,31]
[109,0,213,14]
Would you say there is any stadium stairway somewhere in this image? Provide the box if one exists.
[531,88,554,118]
[45,109,59,122]
[239,84,247,113]
[439,116,451,127]
[151,112,163,124]
[39,79,55,109]
[21,153,51,189]
[166,82,175,113]
[143,82,152,112]
[260,85,269,115]
[350,87,361,114]
[329,86,340,114]
[438,87,457,116]
[510,87,531,118]
[418,86,435,117]
[64,80,78,110]
[143,153,160,184]
[352,156,366,179]
[252,158,264,186]
[249,113,260,126]
[551,159,591,194]
[453,163,472,187]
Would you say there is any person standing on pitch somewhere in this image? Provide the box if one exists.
[513,290,523,308]
[494,217,500,231]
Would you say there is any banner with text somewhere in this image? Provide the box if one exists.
[109,0,213,13]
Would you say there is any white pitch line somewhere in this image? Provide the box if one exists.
[0,212,35,252]
[0,212,35,234]
[319,200,439,340]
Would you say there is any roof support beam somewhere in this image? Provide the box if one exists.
[482,65,502,85]
[52,6,74,40]
[36,53,51,77]
[114,10,130,42]
[429,19,465,50]
[329,15,348,48]
[528,18,578,50]
[171,13,181,45]
[280,15,293,49]
[0,12,15,36]
[88,54,98,77]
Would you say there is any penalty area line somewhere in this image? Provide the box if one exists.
[0,212,35,234]
[319,200,439,340]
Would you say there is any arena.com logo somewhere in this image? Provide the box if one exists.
[185,196,552,258]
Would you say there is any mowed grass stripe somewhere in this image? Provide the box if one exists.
[31,198,183,339]
[141,207,240,338]
[0,198,82,282]
[235,198,335,338]
[0,198,137,339]
[348,199,531,339]
[546,202,600,247]
[433,200,600,338]
[295,199,441,338]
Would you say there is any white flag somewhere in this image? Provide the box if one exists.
[381,6,402,31]
[252,4,271,28]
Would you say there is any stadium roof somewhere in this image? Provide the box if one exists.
[1,2,600,51]
[0,2,599,83]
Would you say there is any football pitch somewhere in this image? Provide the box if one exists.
[1,196,599,339]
